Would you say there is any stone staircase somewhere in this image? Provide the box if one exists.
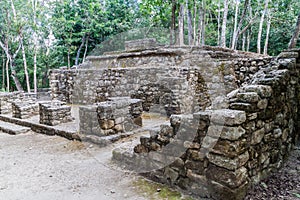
[0,120,31,135]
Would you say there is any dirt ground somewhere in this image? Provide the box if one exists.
[0,131,299,200]
[0,131,149,200]
[245,145,300,200]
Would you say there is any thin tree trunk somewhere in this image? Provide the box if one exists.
[247,29,252,51]
[170,0,177,45]
[20,36,31,93]
[288,12,300,49]
[263,11,271,55]
[186,0,193,45]
[0,40,22,91]
[11,62,23,92]
[220,0,229,47]
[75,34,86,66]
[2,57,5,90]
[67,46,71,69]
[193,0,197,45]
[257,0,269,54]
[217,0,221,46]
[82,35,89,63]
[32,0,38,93]
[196,6,204,46]
[231,0,250,49]
[10,0,30,92]
[242,32,246,51]
[232,0,239,49]
[201,0,206,46]
[178,4,185,46]
[6,58,9,91]
[239,15,258,36]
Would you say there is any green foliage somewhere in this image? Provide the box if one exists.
[1,0,300,91]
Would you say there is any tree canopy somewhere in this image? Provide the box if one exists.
[0,0,300,91]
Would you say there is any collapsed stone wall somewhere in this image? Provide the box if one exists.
[12,100,39,119]
[112,49,300,200]
[39,101,73,126]
[0,92,37,115]
[79,97,143,137]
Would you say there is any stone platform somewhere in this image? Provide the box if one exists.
[0,120,31,135]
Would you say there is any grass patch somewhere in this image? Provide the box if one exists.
[133,178,194,200]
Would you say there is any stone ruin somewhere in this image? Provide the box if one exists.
[0,38,299,200]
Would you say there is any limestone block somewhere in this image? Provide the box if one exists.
[207,125,246,141]
[210,109,247,126]
[206,165,248,189]
[241,85,272,98]
[236,92,260,103]
[251,128,265,145]
[212,139,247,158]
[207,151,249,171]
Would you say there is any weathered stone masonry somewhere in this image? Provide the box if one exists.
[113,49,300,200]
[49,44,300,200]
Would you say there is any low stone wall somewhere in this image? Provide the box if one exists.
[39,101,73,126]
[12,100,39,119]
[0,92,36,114]
[112,49,300,200]
[79,97,142,137]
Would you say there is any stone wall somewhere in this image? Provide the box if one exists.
[112,49,300,200]
[79,97,143,137]
[233,58,272,87]
[39,101,73,126]
[0,92,36,114]
[50,47,270,114]
[12,100,39,119]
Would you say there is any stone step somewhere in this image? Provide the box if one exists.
[0,120,31,135]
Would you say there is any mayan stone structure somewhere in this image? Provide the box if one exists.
[79,97,143,137]
[48,39,300,200]
[39,100,73,126]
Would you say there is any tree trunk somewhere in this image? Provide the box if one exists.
[20,36,31,93]
[247,29,252,52]
[231,0,250,49]
[170,0,177,45]
[193,0,197,45]
[257,0,269,54]
[32,0,38,94]
[231,0,239,49]
[288,12,300,49]
[201,0,206,46]
[263,11,271,55]
[217,0,221,46]
[186,0,193,45]
[11,62,23,92]
[220,0,229,47]
[67,46,71,69]
[2,57,5,90]
[178,4,185,46]
[82,35,89,64]
[6,58,9,91]
[75,34,86,66]
[0,40,23,91]
[242,32,246,51]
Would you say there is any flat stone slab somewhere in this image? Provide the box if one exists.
[0,120,31,135]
